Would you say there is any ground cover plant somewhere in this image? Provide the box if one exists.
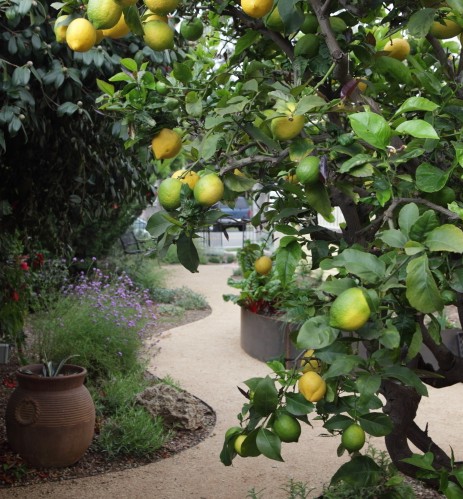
[2,0,463,495]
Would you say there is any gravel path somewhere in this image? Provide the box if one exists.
[2,263,461,499]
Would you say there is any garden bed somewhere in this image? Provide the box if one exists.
[0,307,215,488]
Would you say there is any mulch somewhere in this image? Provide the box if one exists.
[0,307,215,489]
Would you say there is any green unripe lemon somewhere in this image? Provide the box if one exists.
[296,156,320,185]
[87,0,122,29]
[300,13,318,34]
[144,20,175,51]
[180,17,204,41]
[329,288,371,331]
[265,8,284,32]
[157,178,183,210]
[294,33,320,58]
[273,414,301,443]
[342,424,366,452]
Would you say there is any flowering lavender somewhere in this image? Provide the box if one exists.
[61,268,156,338]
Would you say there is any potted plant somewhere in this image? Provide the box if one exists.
[5,356,95,468]
[224,242,320,362]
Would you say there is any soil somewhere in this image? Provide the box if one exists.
[0,307,214,489]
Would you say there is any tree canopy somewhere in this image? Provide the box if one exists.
[2,0,463,493]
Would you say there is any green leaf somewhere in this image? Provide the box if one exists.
[375,56,412,85]
[320,277,357,296]
[276,240,301,286]
[12,66,30,86]
[123,6,144,36]
[285,392,314,416]
[322,249,386,284]
[120,58,138,72]
[223,175,255,193]
[289,138,314,161]
[339,154,374,174]
[409,210,439,242]
[324,355,363,379]
[146,211,173,238]
[297,315,339,350]
[96,79,115,96]
[416,162,449,193]
[185,91,203,117]
[379,323,401,349]
[407,9,438,39]
[278,0,305,33]
[406,254,444,313]
[172,62,193,83]
[378,229,407,248]
[305,182,333,221]
[349,112,391,150]
[201,133,223,161]
[399,203,420,237]
[395,96,439,116]
[426,225,463,253]
[356,373,381,396]
[396,120,439,139]
[358,413,393,437]
[253,376,279,416]
[402,452,437,472]
[176,232,199,273]
[382,365,428,396]
[331,456,381,487]
[447,0,463,14]
[243,123,280,150]
[443,481,463,498]
[295,95,326,114]
[256,428,284,462]
[234,30,261,57]
[324,414,354,431]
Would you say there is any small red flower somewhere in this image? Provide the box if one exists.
[11,290,20,302]
[32,253,45,269]
[2,377,17,389]
[20,261,29,271]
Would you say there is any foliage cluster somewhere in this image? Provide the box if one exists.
[0,0,160,256]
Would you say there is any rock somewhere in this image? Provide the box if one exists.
[136,383,208,430]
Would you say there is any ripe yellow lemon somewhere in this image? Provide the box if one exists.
[383,38,410,61]
[300,349,322,373]
[429,18,462,39]
[151,128,182,160]
[271,113,305,140]
[144,0,179,15]
[66,18,97,52]
[254,255,272,275]
[143,12,168,23]
[273,413,301,443]
[329,287,371,331]
[87,0,122,29]
[95,29,104,44]
[101,14,130,38]
[54,15,69,43]
[144,20,175,50]
[193,173,224,207]
[296,156,320,185]
[241,0,273,19]
[298,371,326,402]
[172,169,199,189]
[157,177,183,210]
[114,0,138,6]
[342,424,366,452]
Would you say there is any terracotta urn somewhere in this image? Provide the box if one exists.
[5,364,95,468]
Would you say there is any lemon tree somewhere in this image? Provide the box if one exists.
[20,0,463,494]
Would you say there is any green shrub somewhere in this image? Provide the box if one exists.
[98,368,151,414]
[97,406,169,458]
[29,270,155,382]
[151,286,208,310]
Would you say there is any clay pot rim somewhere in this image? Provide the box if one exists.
[17,363,87,379]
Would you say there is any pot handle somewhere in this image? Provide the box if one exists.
[14,398,39,426]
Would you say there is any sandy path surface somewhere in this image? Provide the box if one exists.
[3,263,462,499]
